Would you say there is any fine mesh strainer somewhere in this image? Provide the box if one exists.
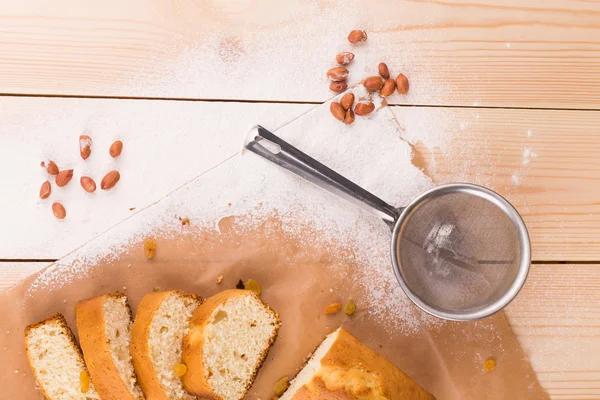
[245,126,531,321]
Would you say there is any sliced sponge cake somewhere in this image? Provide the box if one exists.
[76,293,144,400]
[131,290,202,400]
[182,289,281,400]
[24,314,100,400]
[280,327,435,400]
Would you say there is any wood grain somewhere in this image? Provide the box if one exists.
[506,263,600,399]
[0,262,49,290]
[1,0,599,108]
[391,106,600,261]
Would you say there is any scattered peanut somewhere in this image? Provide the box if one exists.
[396,73,409,94]
[344,109,355,125]
[330,102,346,121]
[363,76,384,92]
[335,52,355,65]
[340,93,355,110]
[39,181,51,200]
[329,81,348,93]
[327,67,349,82]
[354,102,375,116]
[380,79,396,97]
[378,62,390,79]
[348,30,367,43]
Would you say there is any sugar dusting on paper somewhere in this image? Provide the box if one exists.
[28,90,441,333]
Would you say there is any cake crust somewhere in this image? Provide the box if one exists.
[77,293,142,400]
[286,328,435,400]
[130,290,202,400]
[182,289,281,399]
[24,313,97,400]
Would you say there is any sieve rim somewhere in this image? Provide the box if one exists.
[390,183,531,321]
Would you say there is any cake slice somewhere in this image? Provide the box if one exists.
[281,327,436,400]
[182,289,281,400]
[24,314,100,400]
[131,290,203,400]
[76,293,144,400]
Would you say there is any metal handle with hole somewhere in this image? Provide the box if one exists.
[244,125,400,225]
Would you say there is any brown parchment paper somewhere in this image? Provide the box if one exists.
[0,215,546,399]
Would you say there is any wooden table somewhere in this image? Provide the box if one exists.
[1,1,599,398]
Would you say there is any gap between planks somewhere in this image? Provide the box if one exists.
[2,92,600,113]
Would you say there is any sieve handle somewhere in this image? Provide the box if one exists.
[244,125,399,225]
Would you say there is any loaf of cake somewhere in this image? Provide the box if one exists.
[24,313,100,400]
[131,290,203,400]
[76,293,144,400]
[182,289,281,400]
[280,327,435,400]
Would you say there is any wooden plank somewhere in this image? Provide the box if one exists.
[391,106,600,261]
[0,262,49,290]
[506,263,600,399]
[1,0,599,108]
[2,97,599,260]
[0,97,313,259]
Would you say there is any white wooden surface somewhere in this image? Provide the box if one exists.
[0,98,312,259]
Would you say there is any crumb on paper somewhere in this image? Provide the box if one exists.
[245,279,261,295]
[324,302,342,315]
[345,300,356,315]
[273,376,289,396]
[181,217,190,226]
[144,238,156,259]
[484,358,496,372]
[128,263,132,268]
[329,288,333,293]
[122,286,126,291]
[228,202,232,207]
[129,207,136,211]
[216,274,224,284]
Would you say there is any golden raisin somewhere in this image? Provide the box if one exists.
[144,238,156,259]
[484,358,496,372]
[273,376,289,396]
[324,302,342,315]
[245,279,261,296]
[344,300,356,316]
[173,363,187,377]
[80,370,90,393]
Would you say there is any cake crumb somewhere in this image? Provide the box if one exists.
[484,358,496,372]
[216,275,224,284]
[324,302,342,315]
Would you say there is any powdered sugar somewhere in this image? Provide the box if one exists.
[29,94,440,332]
[0,98,312,259]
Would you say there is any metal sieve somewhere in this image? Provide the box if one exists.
[245,126,531,321]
